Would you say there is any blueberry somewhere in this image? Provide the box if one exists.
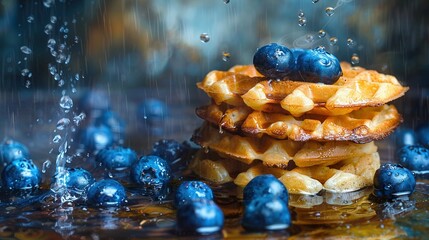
[79,90,111,116]
[96,147,138,171]
[396,145,429,172]
[253,43,295,79]
[176,199,224,235]
[87,179,127,207]
[373,163,416,200]
[64,168,95,194]
[394,128,418,147]
[1,158,41,190]
[130,155,171,187]
[241,196,291,231]
[0,139,30,166]
[174,181,214,208]
[94,110,126,143]
[243,174,289,206]
[78,124,114,154]
[137,98,168,122]
[151,139,185,162]
[417,125,429,148]
[296,46,342,84]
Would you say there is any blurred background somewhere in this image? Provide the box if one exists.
[0,0,428,169]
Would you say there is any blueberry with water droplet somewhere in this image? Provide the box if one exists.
[373,163,416,200]
[243,174,289,206]
[253,43,295,79]
[64,168,95,194]
[78,124,114,154]
[296,46,342,84]
[0,139,30,166]
[87,179,127,207]
[241,196,291,231]
[174,181,214,208]
[130,155,171,187]
[151,139,185,162]
[1,158,41,190]
[394,128,418,147]
[176,199,224,236]
[96,147,137,171]
[396,145,429,172]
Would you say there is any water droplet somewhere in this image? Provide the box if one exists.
[318,29,326,38]
[27,16,34,23]
[21,68,30,77]
[305,34,314,43]
[223,0,230,3]
[50,16,57,24]
[325,7,335,16]
[20,46,32,55]
[200,33,210,43]
[53,135,62,143]
[43,0,54,8]
[347,38,356,48]
[222,51,230,62]
[351,53,360,65]
[71,87,77,93]
[329,37,338,46]
[42,160,51,173]
[60,95,73,110]
[73,112,86,126]
[56,118,70,130]
[44,23,53,35]
[48,64,57,75]
[25,80,31,88]
[74,73,80,81]
[58,79,65,87]
[54,73,61,81]
[298,10,305,18]
[312,0,319,3]
[313,212,321,217]
[298,17,307,27]
[74,36,79,44]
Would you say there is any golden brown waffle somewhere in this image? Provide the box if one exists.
[197,63,408,116]
[190,150,380,195]
[192,123,378,168]
[196,103,402,143]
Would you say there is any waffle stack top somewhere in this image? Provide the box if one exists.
[191,46,408,195]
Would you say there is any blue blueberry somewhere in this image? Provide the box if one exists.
[417,125,429,148]
[296,46,342,84]
[373,163,416,200]
[253,43,295,79]
[1,158,41,190]
[96,147,138,171]
[394,128,418,147]
[243,174,289,206]
[0,139,30,166]
[87,179,127,207]
[130,155,171,187]
[137,98,168,122]
[94,110,126,143]
[64,168,95,194]
[176,199,224,235]
[174,181,214,208]
[241,196,291,231]
[396,145,429,172]
[151,139,185,162]
[79,90,111,116]
[78,124,114,154]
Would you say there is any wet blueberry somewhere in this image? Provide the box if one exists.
[394,128,418,147]
[96,147,138,171]
[396,145,429,172]
[151,139,185,162]
[373,163,416,200]
[0,139,30,166]
[176,199,224,236]
[417,125,429,148]
[87,179,127,207]
[78,124,114,154]
[130,155,171,187]
[253,43,295,79]
[64,168,95,194]
[94,110,126,143]
[296,46,342,84]
[1,158,41,190]
[241,196,291,231]
[243,174,289,206]
[174,181,214,208]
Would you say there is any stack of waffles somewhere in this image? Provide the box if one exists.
[190,62,408,195]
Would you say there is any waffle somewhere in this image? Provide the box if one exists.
[192,123,378,168]
[196,103,402,143]
[190,150,380,195]
[197,63,408,117]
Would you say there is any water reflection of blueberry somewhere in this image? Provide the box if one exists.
[243,174,289,206]
[87,179,127,207]
[78,124,114,154]
[1,158,41,191]
[96,147,138,171]
[0,139,30,166]
[373,163,416,200]
[253,43,295,79]
[174,181,214,208]
[241,196,291,231]
[396,145,429,172]
[176,199,224,236]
